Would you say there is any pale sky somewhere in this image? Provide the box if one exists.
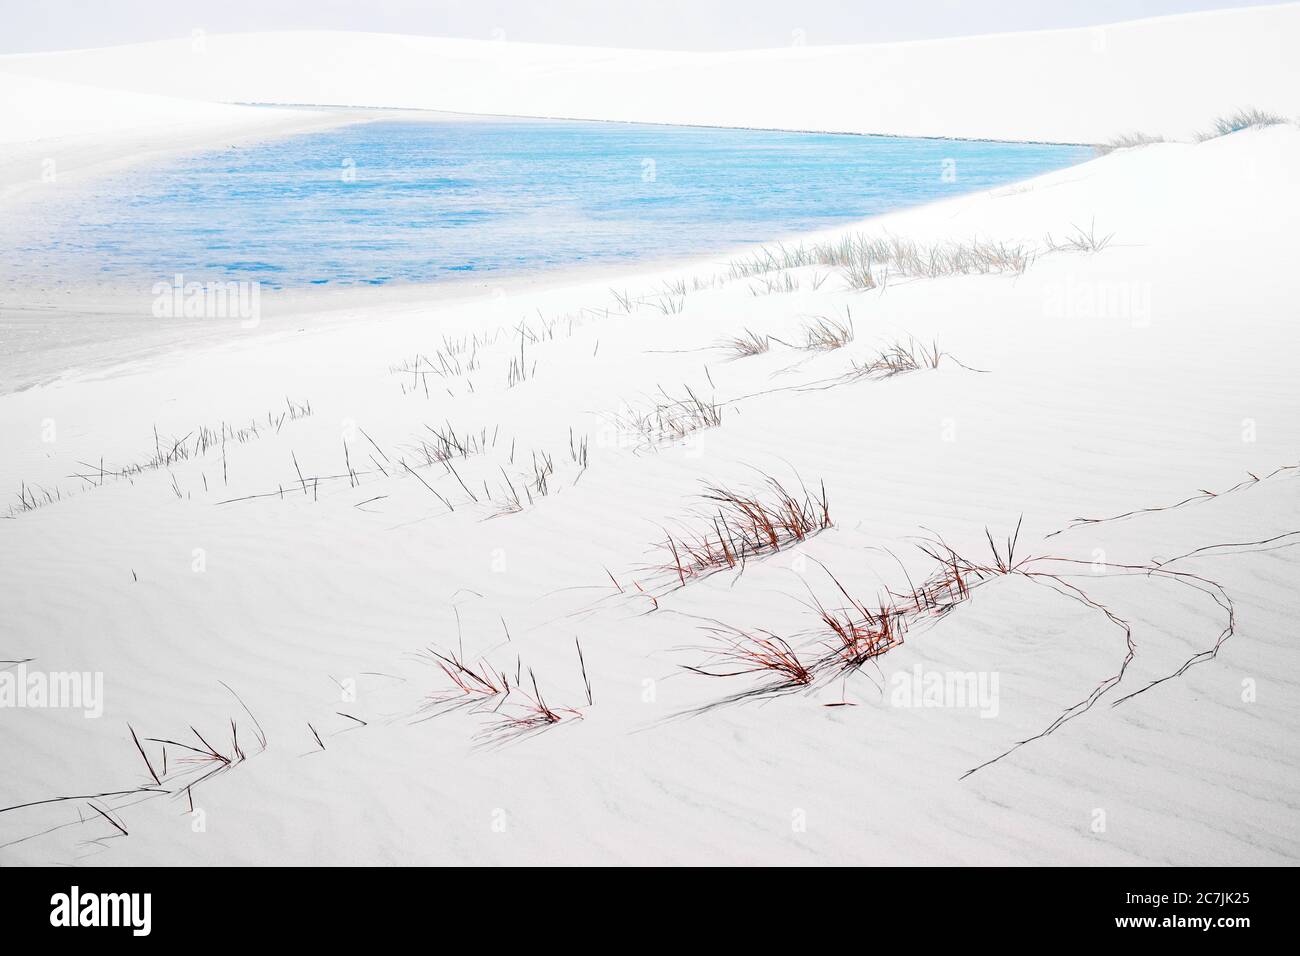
[0,0,1280,54]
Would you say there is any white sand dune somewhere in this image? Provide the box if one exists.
[0,72,347,206]
[2,4,1299,144]
[2,119,1298,864]
[0,72,306,147]
[1,8,1299,866]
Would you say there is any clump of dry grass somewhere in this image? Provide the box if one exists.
[812,583,909,669]
[850,338,944,379]
[418,639,593,746]
[1096,131,1165,154]
[129,700,268,798]
[809,521,1027,676]
[478,670,584,745]
[718,329,771,357]
[1044,219,1114,253]
[660,475,831,584]
[1197,107,1287,141]
[842,259,877,291]
[610,288,637,313]
[614,385,723,447]
[801,311,855,351]
[420,647,509,714]
[686,627,813,686]
[408,422,496,466]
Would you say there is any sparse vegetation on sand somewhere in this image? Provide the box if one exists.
[727,234,1034,291]
[613,385,723,447]
[717,329,771,358]
[659,475,831,584]
[8,398,314,517]
[478,670,585,745]
[671,500,1285,786]
[849,338,944,379]
[1043,219,1114,253]
[419,637,592,743]
[801,311,855,351]
[389,331,496,384]
[1198,107,1287,141]
[12,86,1300,867]
[419,647,509,713]
[406,422,497,466]
[1096,131,1165,154]
[686,627,814,686]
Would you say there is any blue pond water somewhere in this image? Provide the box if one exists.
[24,119,1092,288]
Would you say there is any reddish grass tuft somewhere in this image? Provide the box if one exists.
[421,647,509,712]
[661,475,831,583]
[808,520,1024,676]
[687,628,814,686]
[818,602,908,667]
[479,670,583,744]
